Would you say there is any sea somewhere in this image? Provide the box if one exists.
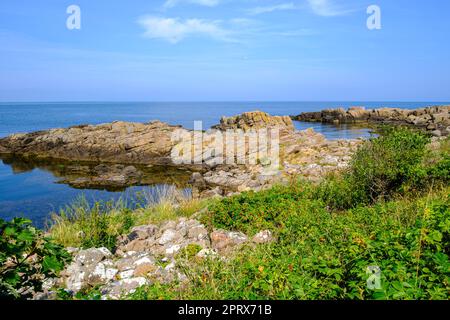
[0,101,447,227]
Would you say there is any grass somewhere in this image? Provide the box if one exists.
[48,185,209,250]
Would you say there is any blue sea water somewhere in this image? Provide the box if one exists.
[0,101,447,227]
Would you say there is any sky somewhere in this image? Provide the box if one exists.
[0,0,449,102]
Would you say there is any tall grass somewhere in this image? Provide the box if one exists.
[48,185,208,250]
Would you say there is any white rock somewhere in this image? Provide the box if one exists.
[252,230,274,244]
[158,229,177,245]
[165,244,181,255]
[102,277,148,300]
[196,249,218,259]
[118,270,134,280]
[133,256,154,267]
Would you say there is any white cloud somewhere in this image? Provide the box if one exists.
[163,0,220,9]
[307,0,352,16]
[247,3,297,15]
[138,16,232,44]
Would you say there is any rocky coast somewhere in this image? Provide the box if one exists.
[0,111,362,196]
[2,107,448,300]
[292,105,450,137]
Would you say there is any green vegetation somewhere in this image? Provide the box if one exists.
[131,128,449,300]
[0,218,71,299]
[49,186,207,251]
[132,190,449,300]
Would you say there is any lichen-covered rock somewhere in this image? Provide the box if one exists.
[63,247,115,293]
[210,230,248,253]
[75,247,112,266]
[252,230,274,244]
[43,217,282,300]
[101,277,149,300]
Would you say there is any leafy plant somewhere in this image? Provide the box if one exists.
[0,218,71,299]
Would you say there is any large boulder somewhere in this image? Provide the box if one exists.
[212,111,295,134]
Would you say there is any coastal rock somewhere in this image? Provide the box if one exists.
[212,111,295,134]
[292,105,450,136]
[63,247,115,292]
[75,247,112,266]
[0,121,186,165]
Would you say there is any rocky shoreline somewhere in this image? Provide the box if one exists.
[292,105,450,137]
[0,111,362,196]
[3,107,448,300]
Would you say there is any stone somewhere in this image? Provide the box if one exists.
[431,130,442,137]
[158,229,178,245]
[127,225,158,241]
[165,244,182,256]
[86,260,118,287]
[75,247,112,266]
[210,230,248,253]
[196,249,219,259]
[252,230,274,244]
[292,106,450,136]
[102,277,148,300]
[187,225,209,240]
[212,111,295,134]
[0,121,184,165]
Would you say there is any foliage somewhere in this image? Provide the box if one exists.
[206,184,308,235]
[131,189,449,300]
[49,197,135,251]
[0,218,71,299]
[317,127,449,210]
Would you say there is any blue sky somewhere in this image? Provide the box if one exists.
[0,0,449,101]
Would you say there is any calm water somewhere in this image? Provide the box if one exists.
[0,101,447,227]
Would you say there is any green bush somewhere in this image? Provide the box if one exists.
[0,218,71,299]
[206,184,308,235]
[348,126,430,202]
[315,127,450,210]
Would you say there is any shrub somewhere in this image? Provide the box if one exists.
[315,127,439,210]
[0,218,71,299]
[348,126,430,202]
[207,184,308,235]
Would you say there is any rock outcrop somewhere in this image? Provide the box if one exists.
[36,218,274,300]
[212,111,295,134]
[0,111,363,196]
[0,121,187,165]
[189,128,362,198]
[292,106,450,136]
